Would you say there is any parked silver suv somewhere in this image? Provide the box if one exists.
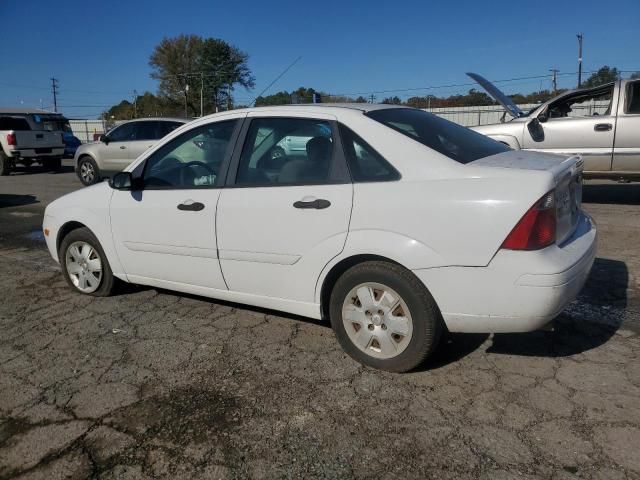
[75,118,186,185]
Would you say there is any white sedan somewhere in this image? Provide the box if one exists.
[43,104,596,372]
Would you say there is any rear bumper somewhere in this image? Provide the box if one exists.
[413,212,597,333]
[10,148,65,158]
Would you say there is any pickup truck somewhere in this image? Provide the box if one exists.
[0,111,66,175]
[468,73,640,180]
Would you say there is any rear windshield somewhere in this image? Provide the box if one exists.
[0,117,31,131]
[366,108,510,164]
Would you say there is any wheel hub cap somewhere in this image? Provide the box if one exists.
[65,241,102,294]
[342,282,413,360]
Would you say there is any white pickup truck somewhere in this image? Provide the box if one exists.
[0,109,66,175]
[469,73,640,181]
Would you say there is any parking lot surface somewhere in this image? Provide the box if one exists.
[1,161,639,479]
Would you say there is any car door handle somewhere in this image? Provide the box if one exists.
[594,123,612,132]
[293,198,331,209]
[120,145,127,149]
[177,201,205,211]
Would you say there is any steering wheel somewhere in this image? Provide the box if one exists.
[179,161,216,186]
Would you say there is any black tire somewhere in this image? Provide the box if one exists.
[329,261,442,373]
[49,157,62,171]
[77,156,100,186]
[0,152,12,176]
[59,227,116,297]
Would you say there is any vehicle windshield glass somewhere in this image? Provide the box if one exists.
[366,108,510,164]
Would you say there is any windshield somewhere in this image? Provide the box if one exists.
[366,108,510,164]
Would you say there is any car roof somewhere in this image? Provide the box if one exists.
[122,117,188,123]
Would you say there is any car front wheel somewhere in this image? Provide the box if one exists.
[330,261,442,372]
[77,156,100,186]
[59,227,115,296]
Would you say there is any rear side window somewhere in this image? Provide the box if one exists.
[626,81,640,114]
[366,108,510,164]
[339,124,399,182]
[0,117,31,130]
[108,123,137,142]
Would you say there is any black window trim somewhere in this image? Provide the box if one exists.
[337,122,401,183]
[624,80,640,115]
[133,118,243,191]
[224,116,351,188]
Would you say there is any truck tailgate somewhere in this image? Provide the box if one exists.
[13,130,63,150]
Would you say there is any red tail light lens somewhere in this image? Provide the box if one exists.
[501,191,556,250]
[6,133,16,146]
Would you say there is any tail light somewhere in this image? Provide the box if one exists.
[6,133,16,146]
[501,191,556,250]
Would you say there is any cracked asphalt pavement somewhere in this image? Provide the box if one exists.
[1,161,639,479]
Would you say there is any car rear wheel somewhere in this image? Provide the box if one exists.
[49,157,62,171]
[77,156,99,186]
[0,152,11,176]
[59,227,116,297]
[329,261,442,372]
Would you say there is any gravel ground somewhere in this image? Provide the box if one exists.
[0,161,639,479]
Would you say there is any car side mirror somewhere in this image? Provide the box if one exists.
[100,134,110,144]
[109,171,134,190]
[537,111,548,123]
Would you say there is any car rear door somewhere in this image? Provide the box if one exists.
[110,118,242,290]
[215,113,353,304]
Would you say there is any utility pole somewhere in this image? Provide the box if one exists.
[369,94,375,104]
[51,77,59,112]
[576,34,583,88]
[549,69,559,92]
[184,84,189,118]
[200,73,204,117]
[133,89,138,117]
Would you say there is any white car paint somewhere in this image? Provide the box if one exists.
[43,104,596,333]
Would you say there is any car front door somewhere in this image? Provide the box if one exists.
[522,85,617,171]
[216,114,353,306]
[100,122,137,171]
[110,118,242,290]
[612,80,640,172]
[125,121,160,163]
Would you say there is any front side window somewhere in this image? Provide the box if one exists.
[142,120,237,188]
[108,123,137,142]
[626,81,640,114]
[158,121,184,138]
[339,124,399,182]
[235,118,335,186]
[366,108,510,164]
[133,121,159,141]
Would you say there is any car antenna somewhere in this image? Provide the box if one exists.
[251,56,302,106]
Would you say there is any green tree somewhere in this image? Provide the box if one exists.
[149,34,254,116]
[582,66,620,88]
[630,72,640,80]
[381,96,402,105]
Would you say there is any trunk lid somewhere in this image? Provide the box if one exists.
[470,150,584,245]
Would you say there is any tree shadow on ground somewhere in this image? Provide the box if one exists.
[10,165,74,176]
[583,182,640,205]
[0,194,38,208]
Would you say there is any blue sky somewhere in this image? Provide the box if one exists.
[1,0,638,118]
